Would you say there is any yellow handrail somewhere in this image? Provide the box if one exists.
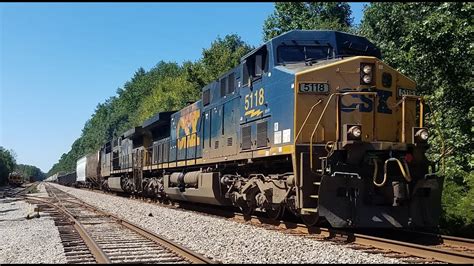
[373,157,412,187]
[389,95,424,143]
[295,99,323,143]
[309,91,377,171]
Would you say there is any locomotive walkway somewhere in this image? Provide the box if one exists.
[25,184,214,264]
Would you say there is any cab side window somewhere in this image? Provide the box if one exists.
[243,46,268,86]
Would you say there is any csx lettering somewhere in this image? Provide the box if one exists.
[377,90,392,114]
[340,89,392,114]
[177,109,200,149]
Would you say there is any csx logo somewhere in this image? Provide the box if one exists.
[340,89,393,114]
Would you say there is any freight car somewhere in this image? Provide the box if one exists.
[79,30,444,229]
[45,172,63,183]
[76,152,100,188]
[57,171,77,187]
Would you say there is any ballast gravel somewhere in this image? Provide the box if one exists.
[51,183,405,264]
[0,183,67,264]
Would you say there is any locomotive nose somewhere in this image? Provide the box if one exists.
[294,56,417,144]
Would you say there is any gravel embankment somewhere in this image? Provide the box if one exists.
[0,183,67,264]
[51,183,405,264]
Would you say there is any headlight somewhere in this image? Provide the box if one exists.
[362,75,372,84]
[360,63,375,85]
[413,127,429,143]
[348,126,362,139]
[363,65,372,74]
[416,129,429,141]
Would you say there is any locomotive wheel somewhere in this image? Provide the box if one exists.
[301,213,319,227]
[239,202,254,217]
[266,204,284,221]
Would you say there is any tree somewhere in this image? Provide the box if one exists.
[359,2,473,237]
[0,146,17,185]
[137,75,199,122]
[263,2,353,41]
[188,34,253,87]
[15,164,45,182]
[48,34,253,177]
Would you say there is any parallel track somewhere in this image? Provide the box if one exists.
[0,182,39,198]
[25,184,214,264]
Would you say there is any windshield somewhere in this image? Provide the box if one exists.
[277,45,332,64]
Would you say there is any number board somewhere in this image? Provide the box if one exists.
[397,87,417,98]
[298,83,329,94]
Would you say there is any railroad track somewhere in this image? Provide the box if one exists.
[227,213,474,264]
[26,184,214,264]
[52,183,474,264]
[14,182,40,196]
[0,182,39,198]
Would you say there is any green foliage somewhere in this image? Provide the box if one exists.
[15,164,45,182]
[48,34,252,177]
[360,2,474,237]
[187,34,253,87]
[0,146,17,185]
[137,68,198,122]
[263,2,353,41]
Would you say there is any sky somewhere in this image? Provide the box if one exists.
[0,2,368,173]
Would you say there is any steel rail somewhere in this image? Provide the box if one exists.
[349,233,474,264]
[230,213,474,264]
[117,219,214,264]
[56,183,474,264]
[40,184,215,264]
[8,182,40,197]
[53,197,215,264]
[394,228,474,250]
[26,196,111,263]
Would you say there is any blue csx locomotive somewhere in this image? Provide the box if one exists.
[75,30,443,228]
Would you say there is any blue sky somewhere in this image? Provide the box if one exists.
[0,2,368,173]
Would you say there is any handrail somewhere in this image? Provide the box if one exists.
[389,95,424,143]
[309,91,377,170]
[295,99,323,143]
[373,157,412,187]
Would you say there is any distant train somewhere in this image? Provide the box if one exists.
[45,171,79,187]
[8,172,24,186]
[50,30,444,229]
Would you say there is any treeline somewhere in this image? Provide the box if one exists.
[15,164,45,181]
[359,2,473,237]
[48,2,472,236]
[0,146,16,185]
[47,35,253,176]
[0,146,45,184]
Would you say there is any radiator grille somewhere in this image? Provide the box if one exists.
[203,89,210,106]
[241,125,252,150]
[257,121,268,148]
